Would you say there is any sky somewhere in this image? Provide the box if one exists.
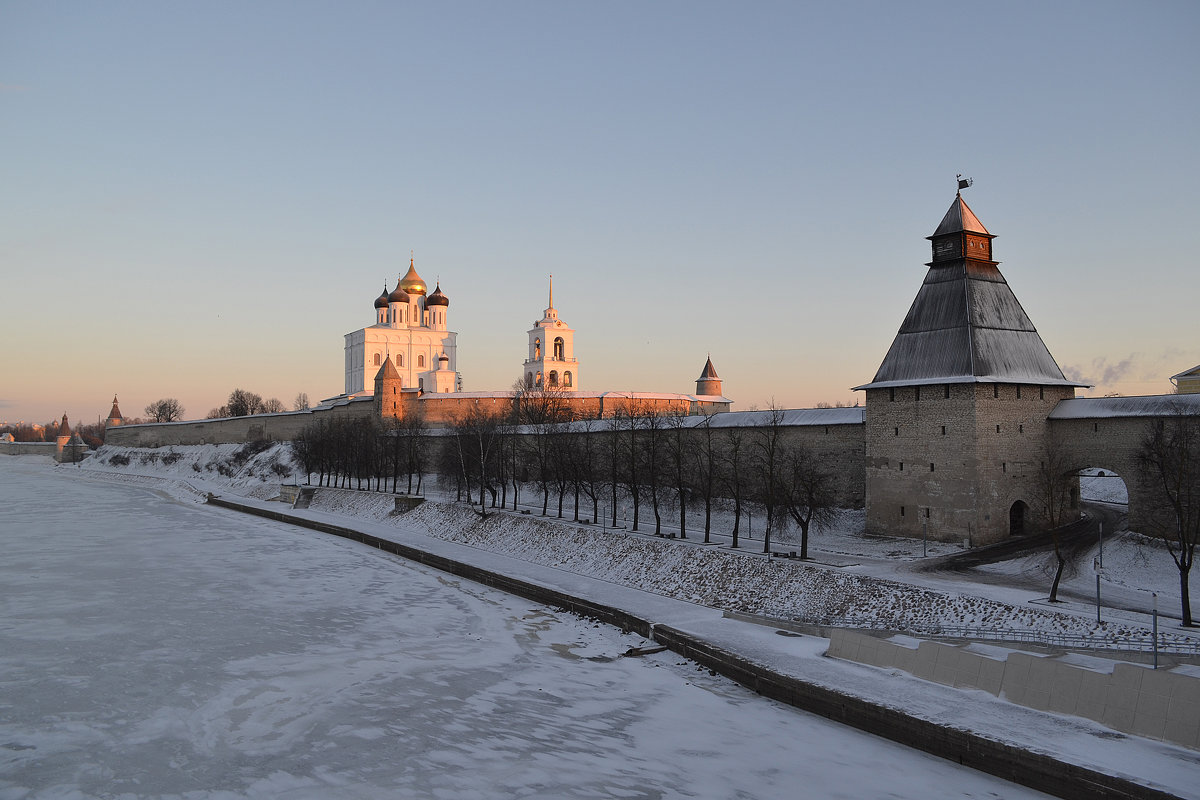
[2,1,1198,425]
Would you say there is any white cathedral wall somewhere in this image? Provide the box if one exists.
[345,326,458,395]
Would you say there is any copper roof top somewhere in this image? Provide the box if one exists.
[930,192,990,238]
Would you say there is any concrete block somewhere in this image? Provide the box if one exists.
[1131,691,1169,740]
[951,650,985,690]
[827,629,857,661]
[1001,653,1035,705]
[977,657,1005,696]
[1101,702,1136,734]
[1162,704,1200,750]
[889,643,918,674]
[913,641,940,682]
[1165,670,1200,703]
[1046,669,1081,716]
[1112,662,1146,693]
[1075,670,1111,721]
[1023,686,1052,712]
[932,645,960,686]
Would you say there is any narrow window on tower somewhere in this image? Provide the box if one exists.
[889,388,895,402]
[899,462,904,471]
[1002,462,1007,473]
[914,386,920,401]
[1094,422,1099,433]
[996,425,1001,433]
[944,385,950,399]
[894,427,899,437]
[993,385,999,399]
[1016,386,1022,399]
[925,508,931,518]
[1040,387,1045,400]
[1019,424,1024,433]
[900,506,906,517]
[930,463,935,472]
[941,425,946,435]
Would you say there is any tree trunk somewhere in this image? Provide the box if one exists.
[1049,538,1066,602]
[1182,568,1194,627]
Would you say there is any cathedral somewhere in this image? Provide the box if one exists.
[344,257,459,396]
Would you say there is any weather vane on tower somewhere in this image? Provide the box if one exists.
[956,174,973,192]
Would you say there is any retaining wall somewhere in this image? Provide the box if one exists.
[828,629,1200,751]
[0,441,58,456]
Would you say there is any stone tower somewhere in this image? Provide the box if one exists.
[855,191,1086,545]
[695,357,723,397]
[105,396,124,428]
[523,276,579,391]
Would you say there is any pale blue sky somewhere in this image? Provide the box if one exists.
[2,1,1197,424]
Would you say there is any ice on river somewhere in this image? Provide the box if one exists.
[0,458,1047,799]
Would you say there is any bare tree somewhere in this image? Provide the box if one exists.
[144,398,185,423]
[691,412,720,543]
[226,389,264,417]
[294,392,310,411]
[262,397,286,414]
[752,404,787,554]
[776,443,838,560]
[721,425,749,548]
[1034,433,1083,602]
[1139,411,1200,626]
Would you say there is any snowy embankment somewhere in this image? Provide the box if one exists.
[81,444,1185,647]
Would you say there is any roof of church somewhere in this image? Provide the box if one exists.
[930,192,991,238]
[698,357,719,380]
[398,257,427,295]
[856,194,1087,391]
[375,285,390,308]
[426,283,449,306]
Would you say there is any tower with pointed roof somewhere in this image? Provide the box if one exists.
[105,396,124,428]
[344,255,459,396]
[523,276,580,391]
[855,190,1087,545]
[696,357,722,397]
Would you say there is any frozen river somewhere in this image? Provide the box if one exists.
[0,458,1048,799]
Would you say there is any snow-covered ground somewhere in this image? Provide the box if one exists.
[1,456,1058,799]
[26,443,1199,797]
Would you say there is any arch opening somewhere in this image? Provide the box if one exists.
[1009,500,1029,536]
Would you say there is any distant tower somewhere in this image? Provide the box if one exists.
[523,275,579,391]
[105,396,124,428]
[855,190,1087,545]
[55,413,71,457]
[695,357,723,396]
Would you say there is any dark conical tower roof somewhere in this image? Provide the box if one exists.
[855,193,1087,391]
[699,357,719,380]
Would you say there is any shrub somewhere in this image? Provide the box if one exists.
[192,463,201,473]
[270,462,292,477]
[232,439,273,466]
[162,452,181,465]
[109,454,130,466]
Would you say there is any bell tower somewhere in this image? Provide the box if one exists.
[523,275,580,391]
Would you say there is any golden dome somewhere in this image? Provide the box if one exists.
[398,256,426,296]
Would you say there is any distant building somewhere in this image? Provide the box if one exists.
[105,396,124,428]
[523,277,580,391]
[1171,365,1200,395]
[344,257,459,397]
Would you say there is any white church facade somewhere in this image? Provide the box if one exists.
[344,257,460,396]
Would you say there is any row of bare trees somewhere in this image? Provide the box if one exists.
[293,414,430,494]
[438,393,839,557]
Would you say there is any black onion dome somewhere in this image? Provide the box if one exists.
[388,275,410,303]
[426,282,449,306]
[374,285,390,309]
